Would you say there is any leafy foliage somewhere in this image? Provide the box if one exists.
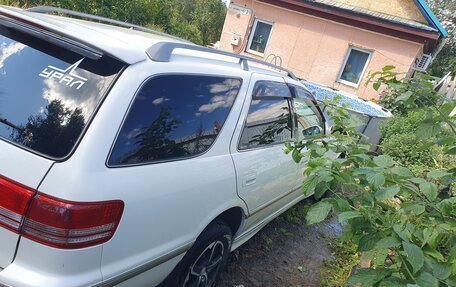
[427,0,456,77]
[381,109,455,176]
[285,67,456,286]
[0,0,227,46]
[367,67,443,115]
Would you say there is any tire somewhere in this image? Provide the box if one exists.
[159,220,232,287]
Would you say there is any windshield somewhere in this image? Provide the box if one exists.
[0,25,124,159]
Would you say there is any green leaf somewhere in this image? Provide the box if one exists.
[346,268,391,287]
[409,178,427,184]
[416,272,438,287]
[375,185,400,201]
[403,241,424,274]
[352,153,371,162]
[394,224,410,242]
[316,147,326,156]
[302,175,319,197]
[373,82,381,91]
[437,198,456,216]
[433,263,452,280]
[358,233,383,252]
[338,211,362,223]
[423,246,445,262]
[439,223,456,232]
[441,102,455,117]
[335,197,352,212]
[447,146,456,155]
[416,122,443,138]
[376,236,401,249]
[402,204,426,215]
[292,148,303,163]
[427,170,451,179]
[379,276,408,287]
[391,166,414,178]
[419,182,438,201]
[374,155,395,168]
[367,173,386,188]
[314,181,329,200]
[395,91,413,102]
[306,201,332,225]
[382,65,396,72]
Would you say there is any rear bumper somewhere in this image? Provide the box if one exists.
[0,237,188,287]
[0,262,101,287]
[0,237,103,287]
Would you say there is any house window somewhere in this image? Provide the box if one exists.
[247,19,273,56]
[338,47,372,86]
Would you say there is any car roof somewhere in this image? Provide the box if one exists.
[0,5,185,64]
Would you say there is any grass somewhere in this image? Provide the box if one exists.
[320,237,360,287]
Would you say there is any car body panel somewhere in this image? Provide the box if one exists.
[34,60,250,286]
[0,140,52,269]
[230,74,303,232]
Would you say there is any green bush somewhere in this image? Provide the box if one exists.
[381,110,456,176]
[286,66,456,285]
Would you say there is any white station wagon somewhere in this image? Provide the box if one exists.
[0,6,327,287]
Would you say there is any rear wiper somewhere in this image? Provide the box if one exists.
[0,115,23,131]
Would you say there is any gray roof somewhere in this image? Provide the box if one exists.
[300,0,438,32]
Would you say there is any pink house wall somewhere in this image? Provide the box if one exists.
[219,0,424,100]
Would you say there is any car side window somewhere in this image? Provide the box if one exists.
[109,75,242,166]
[239,81,292,150]
[292,87,324,138]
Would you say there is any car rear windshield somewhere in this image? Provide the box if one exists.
[0,25,124,159]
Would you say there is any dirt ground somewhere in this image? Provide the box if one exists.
[218,200,343,287]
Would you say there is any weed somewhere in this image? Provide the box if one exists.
[320,237,360,287]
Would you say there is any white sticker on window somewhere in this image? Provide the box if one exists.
[39,58,88,90]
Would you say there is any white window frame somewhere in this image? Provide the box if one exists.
[246,19,274,57]
[337,46,373,88]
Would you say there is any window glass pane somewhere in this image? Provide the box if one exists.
[340,49,370,84]
[249,21,272,54]
[0,26,123,158]
[293,87,323,138]
[109,75,242,165]
[239,82,292,149]
[252,81,291,99]
[294,99,323,138]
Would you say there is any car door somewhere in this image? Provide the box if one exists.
[230,74,299,227]
[289,85,326,190]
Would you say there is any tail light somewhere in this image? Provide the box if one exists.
[0,176,35,233]
[0,175,124,249]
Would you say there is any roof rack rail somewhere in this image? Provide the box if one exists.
[146,42,299,80]
[26,6,191,44]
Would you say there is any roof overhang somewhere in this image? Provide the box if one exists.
[414,0,448,38]
[257,0,442,53]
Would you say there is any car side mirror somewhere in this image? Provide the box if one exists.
[302,126,322,137]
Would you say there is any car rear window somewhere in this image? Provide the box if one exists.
[0,25,124,159]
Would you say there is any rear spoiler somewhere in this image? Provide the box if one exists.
[0,10,103,60]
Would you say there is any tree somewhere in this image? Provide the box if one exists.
[13,100,85,158]
[428,0,456,77]
[0,0,227,46]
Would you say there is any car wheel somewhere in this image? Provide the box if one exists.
[160,220,232,287]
